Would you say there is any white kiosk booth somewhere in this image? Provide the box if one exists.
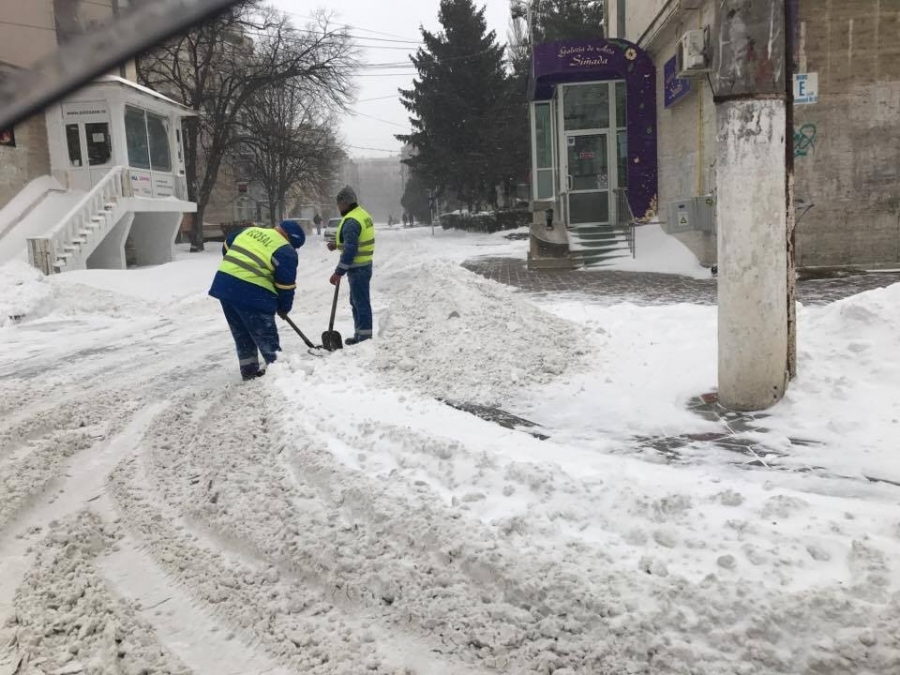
[31,75,197,273]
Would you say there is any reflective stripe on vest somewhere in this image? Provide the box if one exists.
[218,227,289,294]
[336,206,375,267]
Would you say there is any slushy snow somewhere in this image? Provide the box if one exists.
[2,227,900,674]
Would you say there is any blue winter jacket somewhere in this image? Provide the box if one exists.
[208,228,298,314]
[335,217,362,277]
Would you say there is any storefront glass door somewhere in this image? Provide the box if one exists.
[565,132,609,225]
[556,82,622,227]
[62,102,113,192]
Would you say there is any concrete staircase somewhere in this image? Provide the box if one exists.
[568,224,633,268]
[27,167,128,274]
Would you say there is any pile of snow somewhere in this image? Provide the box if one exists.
[602,223,712,279]
[376,261,588,404]
[766,281,900,479]
[0,261,54,325]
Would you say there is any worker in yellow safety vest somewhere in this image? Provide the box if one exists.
[209,220,306,380]
[327,185,374,345]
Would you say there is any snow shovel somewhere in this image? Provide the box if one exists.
[322,281,343,352]
[282,315,324,356]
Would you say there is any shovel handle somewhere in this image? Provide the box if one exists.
[283,314,318,350]
[328,278,340,331]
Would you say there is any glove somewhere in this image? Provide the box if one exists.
[329,273,341,286]
[326,241,337,252]
[277,310,288,320]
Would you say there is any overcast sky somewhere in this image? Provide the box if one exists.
[269,0,513,159]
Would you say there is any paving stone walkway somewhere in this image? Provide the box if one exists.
[463,256,900,306]
[460,257,900,484]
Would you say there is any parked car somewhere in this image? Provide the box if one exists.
[323,217,341,243]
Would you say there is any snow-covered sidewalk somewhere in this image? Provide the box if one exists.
[2,227,899,674]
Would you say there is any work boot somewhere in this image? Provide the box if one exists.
[241,369,266,382]
[344,336,370,346]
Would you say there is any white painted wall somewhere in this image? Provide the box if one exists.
[130,212,181,267]
[87,212,133,270]
[626,0,671,43]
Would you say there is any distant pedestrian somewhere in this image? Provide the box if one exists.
[402,212,408,228]
[209,221,306,380]
[313,212,322,235]
[327,185,374,345]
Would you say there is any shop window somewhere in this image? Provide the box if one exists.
[564,84,609,131]
[125,106,151,169]
[615,81,627,129]
[533,102,555,200]
[147,113,172,172]
[65,124,82,167]
[617,131,628,189]
[85,122,111,166]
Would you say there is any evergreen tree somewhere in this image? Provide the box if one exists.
[401,169,433,224]
[533,0,606,43]
[397,0,515,210]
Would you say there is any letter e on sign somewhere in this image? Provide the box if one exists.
[793,73,819,105]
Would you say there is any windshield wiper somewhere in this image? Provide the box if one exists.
[0,0,241,130]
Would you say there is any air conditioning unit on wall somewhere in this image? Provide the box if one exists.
[676,29,711,78]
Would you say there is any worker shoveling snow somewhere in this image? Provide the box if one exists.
[2,229,900,675]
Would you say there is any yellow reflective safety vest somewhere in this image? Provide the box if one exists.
[336,206,375,266]
[218,227,290,295]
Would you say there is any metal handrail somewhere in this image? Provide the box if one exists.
[613,187,637,258]
[28,166,127,273]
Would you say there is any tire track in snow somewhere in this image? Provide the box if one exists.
[0,392,143,535]
[2,511,192,675]
[99,531,293,675]
[133,386,641,673]
[0,404,165,628]
[108,388,497,675]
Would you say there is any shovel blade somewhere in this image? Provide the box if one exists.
[321,330,343,352]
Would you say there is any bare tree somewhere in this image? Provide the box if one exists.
[236,80,341,226]
[137,4,355,250]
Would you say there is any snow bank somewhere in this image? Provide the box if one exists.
[766,281,900,479]
[376,261,588,404]
[0,261,54,324]
[602,223,712,279]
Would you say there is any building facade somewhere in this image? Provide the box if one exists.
[0,0,196,273]
[608,0,900,268]
[0,0,138,209]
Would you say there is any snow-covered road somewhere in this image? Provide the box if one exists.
[2,227,900,674]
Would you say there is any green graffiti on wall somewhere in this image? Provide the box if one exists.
[794,123,817,158]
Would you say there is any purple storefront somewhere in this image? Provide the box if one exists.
[527,39,658,268]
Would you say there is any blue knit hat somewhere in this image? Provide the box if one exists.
[279,220,306,249]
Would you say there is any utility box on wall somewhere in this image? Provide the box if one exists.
[665,196,716,235]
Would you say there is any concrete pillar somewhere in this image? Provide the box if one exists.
[717,101,788,410]
[714,0,792,411]
[86,212,133,270]
[130,211,182,267]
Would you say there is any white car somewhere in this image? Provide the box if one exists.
[323,217,341,243]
